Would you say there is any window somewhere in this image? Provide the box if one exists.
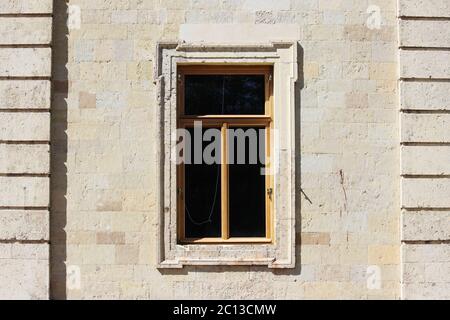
[155,42,298,268]
[177,65,273,243]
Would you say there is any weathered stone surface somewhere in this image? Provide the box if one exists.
[0,18,52,45]
[401,81,450,110]
[399,0,450,18]
[0,112,50,141]
[0,258,48,299]
[0,210,49,240]
[401,113,450,143]
[399,0,450,300]
[0,80,50,109]
[402,244,450,299]
[0,177,49,207]
[0,144,49,173]
[402,211,450,241]
[368,245,399,265]
[403,282,450,300]
[403,244,450,263]
[400,20,450,47]
[179,24,300,44]
[0,48,51,77]
[0,0,53,302]
[402,178,450,208]
[243,0,290,10]
[400,50,450,79]
[300,232,331,245]
[11,243,48,260]
[402,146,450,175]
[0,0,406,300]
[0,0,53,13]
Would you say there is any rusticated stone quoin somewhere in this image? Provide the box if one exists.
[0,0,52,300]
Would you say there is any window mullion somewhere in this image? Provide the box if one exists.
[221,122,229,240]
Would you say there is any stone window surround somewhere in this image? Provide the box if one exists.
[154,41,299,268]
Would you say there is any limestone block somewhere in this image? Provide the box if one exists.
[11,243,48,260]
[115,245,139,264]
[301,154,334,173]
[400,50,450,79]
[403,282,450,300]
[0,258,48,299]
[0,244,11,259]
[403,261,450,288]
[369,62,397,80]
[243,0,290,10]
[0,177,49,207]
[0,210,49,240]
[402,146,450,175]
[368,245,399,265]
[402,178,450,208]
[77,25,128,40]
[402,211,450,241]
[0,0,53,13]
[0,80,50,109]
[0,48,51,77]
[403,244,450,263]
[399,0,450,18]
[402,243,450,299]
[299,232,331,245]
[96,232,125,245]
[0,18,52,45]
[401,81,450,110]
[423,262,450,283]
[112,10,138,24]
[291,0,319,10]
[0,112,50,141]
[81,245,116,265]
[79,62,127,81]
[0,144,49,173]
[401,114,450,143]
[400,20,450,47]
[179,24,300,44]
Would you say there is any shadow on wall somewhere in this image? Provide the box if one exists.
[50,0,68,300]
[159,44,305,277]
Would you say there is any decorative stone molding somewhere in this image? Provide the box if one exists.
[154,42,300,268]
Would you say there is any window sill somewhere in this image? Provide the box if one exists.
[179,237,272,244]
[159,257,276,268]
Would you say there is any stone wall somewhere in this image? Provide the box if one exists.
[398,0,450,300]
[48,0,401,299]
[0,0,52,299]
[3,0,449,300]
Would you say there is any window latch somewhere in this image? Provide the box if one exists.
[267,187,273,200]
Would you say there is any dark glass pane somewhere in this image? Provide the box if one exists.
[184,75,265,115]
[185,127,222,238]
[228,127,266,237]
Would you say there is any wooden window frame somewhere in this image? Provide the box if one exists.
[176,65,274,244]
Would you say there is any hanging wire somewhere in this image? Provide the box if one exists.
[185,165,220,225]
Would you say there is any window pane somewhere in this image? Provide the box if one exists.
[228,127,266,237]
[184,75,265,115]
[184,127,222,238]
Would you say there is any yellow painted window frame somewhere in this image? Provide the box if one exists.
[176,65,274,244]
